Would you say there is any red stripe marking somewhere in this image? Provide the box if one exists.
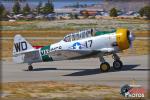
[33,46,44,49]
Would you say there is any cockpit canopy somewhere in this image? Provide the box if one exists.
[63,29,93,42]
[63,29,116,42]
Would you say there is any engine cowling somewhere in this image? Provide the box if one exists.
[116,28,134,50]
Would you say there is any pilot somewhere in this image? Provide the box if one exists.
[91,28,93,34]
[64,35,70,42]
[91,28,95,36]
[64,38,67,42]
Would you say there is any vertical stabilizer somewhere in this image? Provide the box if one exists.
[13,35,34,55]
[13,34,35,63]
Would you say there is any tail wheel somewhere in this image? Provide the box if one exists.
[100,62,110,72]
[113,60,123,70]
[28,65,33,71]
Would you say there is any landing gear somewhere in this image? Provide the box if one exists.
[98,53,123,72]
[112,53,123,70]
[28,64,33,71]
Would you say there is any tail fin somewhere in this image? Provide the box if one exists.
[13,35,35,63]
[13,34,34,55]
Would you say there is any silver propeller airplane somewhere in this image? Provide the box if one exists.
[13,28,135,72]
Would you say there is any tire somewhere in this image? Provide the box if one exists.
[100,62,110,72]
[113,60,123,70]
[28,65,33,71]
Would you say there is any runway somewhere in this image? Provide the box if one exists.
[1,55,149,89]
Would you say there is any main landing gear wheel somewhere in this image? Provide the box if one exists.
[28,65,33,71]
[113,60,123,70]
[100,62,110,72]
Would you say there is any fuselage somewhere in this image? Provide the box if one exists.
[27,32,119,64]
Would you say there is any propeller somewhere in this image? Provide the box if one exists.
[127,30,135,48]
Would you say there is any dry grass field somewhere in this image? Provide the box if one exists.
[134,31,150,37]
[0,30,75,37]
[1,81,125,99]
[0,21,33,26]
[0,19,150,37]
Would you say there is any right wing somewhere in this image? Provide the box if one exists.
[48,49,100,61]
[48,47,116,61]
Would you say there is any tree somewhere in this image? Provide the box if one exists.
[36,1,42,14]
[139,6,150,19]
[12,0,21,14]
[109,8,118,17]
[139,8,144,17]
[23,3,31,15]
[0,3,5,18]
[3,10,9,18]
[42,0,54,14]
[74,13,78,19]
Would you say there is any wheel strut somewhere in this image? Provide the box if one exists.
[112,53,123,70]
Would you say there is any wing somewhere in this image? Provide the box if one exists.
[48,49,100,61]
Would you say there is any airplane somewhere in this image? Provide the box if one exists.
[13,28,135,72]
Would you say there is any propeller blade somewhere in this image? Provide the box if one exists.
[126,30,135,48]
[129,32,135,48]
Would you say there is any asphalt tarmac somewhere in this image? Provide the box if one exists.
[1,55,149,89]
